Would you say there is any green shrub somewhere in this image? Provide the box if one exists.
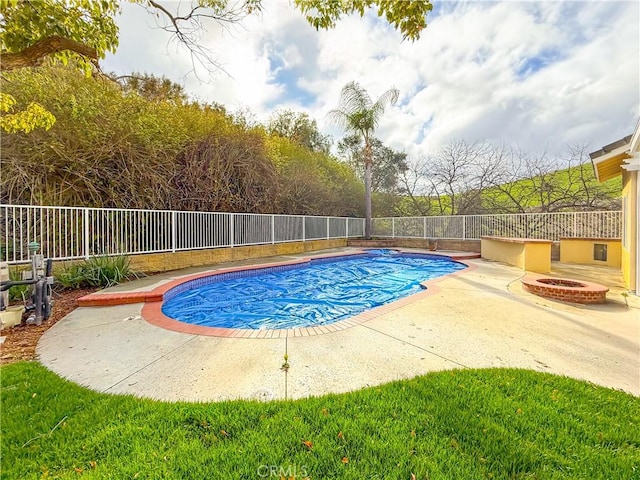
[54,263,88,289]
[7,267,30,302]
[56,255,139,289]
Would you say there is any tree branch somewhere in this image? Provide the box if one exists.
[140,0,255,78]
[1,35,98,72]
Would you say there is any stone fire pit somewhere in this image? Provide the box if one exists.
[521,275,608,304]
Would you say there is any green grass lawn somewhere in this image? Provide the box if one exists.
[2,363,638,479]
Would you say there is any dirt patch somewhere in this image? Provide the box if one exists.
[1,288,96,365]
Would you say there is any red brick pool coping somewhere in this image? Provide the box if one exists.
[521,274,608,304]
[78,249,480,338]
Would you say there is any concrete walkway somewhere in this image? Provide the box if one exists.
[36,250,640,401]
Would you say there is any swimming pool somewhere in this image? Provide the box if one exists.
[161,250,466,330]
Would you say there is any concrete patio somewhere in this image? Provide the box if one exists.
[36,249,640,401]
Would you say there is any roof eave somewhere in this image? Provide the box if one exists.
[589,130,635,183]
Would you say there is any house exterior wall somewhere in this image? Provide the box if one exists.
[590,124,639,295]
[621,170,638,292]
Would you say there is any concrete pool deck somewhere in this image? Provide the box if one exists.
[36,248,640,401]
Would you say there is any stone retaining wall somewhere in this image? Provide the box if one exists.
[54,239,348,273]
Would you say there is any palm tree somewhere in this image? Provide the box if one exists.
[328,81,399,239]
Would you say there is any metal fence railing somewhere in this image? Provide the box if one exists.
[1,205,621,264]
[0,205,365,264]
[372,211,622,242]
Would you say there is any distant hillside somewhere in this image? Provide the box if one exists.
[391,163,621,217]
[479,164,621,213]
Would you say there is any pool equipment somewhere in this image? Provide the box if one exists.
[0,241,54,328]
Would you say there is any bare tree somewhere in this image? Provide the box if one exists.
[407,140,504,215]
[398,156,441,216]
[455,142,511,214]
[400,140,621,217]
[563,144,621,211]
[485,144,620,213]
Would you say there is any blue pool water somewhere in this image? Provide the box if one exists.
[162,250,466,330]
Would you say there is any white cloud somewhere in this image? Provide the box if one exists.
[103,0,640,160]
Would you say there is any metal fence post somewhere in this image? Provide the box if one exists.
[346,218,349,238]
[83,208,90,259]
[230,213,234,248]
[462,215,466,240]
[171,211,177,252]
[271,215,275,244]
[302,216,306,242]
[326,217,330,240]
[392,217,395,238]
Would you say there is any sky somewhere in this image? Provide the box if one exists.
[102,0,640,160]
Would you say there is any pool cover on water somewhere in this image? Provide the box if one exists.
[162,251,466,330]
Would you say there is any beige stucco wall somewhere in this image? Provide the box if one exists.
[559,238,622,268]
[481,237,551,273]
[481,238,525,269]
[621,171,637,291]
[522,243,552,273]
[125,239,347,273]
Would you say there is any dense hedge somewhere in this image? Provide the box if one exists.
[0,66,364,216]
